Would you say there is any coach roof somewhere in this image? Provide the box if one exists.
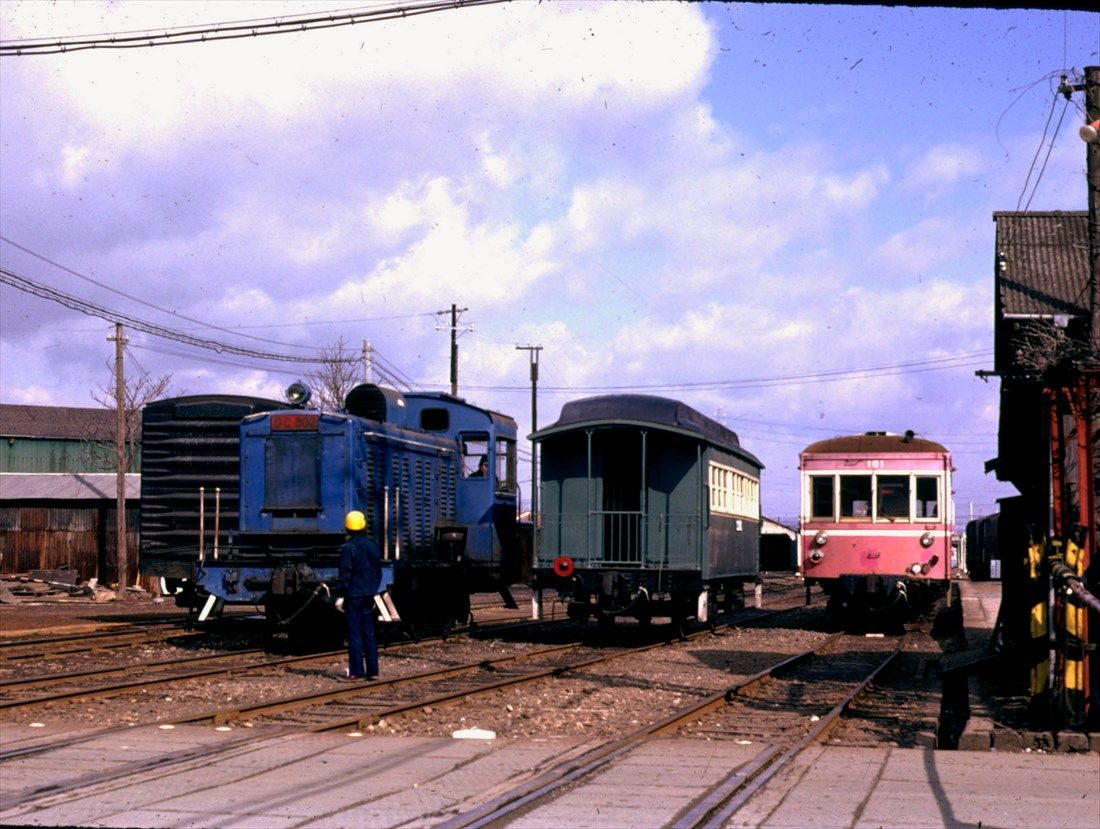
[804,432,948,455]
[532,394,762,467]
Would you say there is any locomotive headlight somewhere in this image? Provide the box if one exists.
[919,532,935,548]
[808,549,825,564]
[813,531,829,547]
[286,382,312,406]
[909,563,923,575]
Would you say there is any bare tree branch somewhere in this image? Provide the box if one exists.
[307,336,361,412]
[91,365,175,470]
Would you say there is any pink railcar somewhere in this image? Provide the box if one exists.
[799,432,954,614]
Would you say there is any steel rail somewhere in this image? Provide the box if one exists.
[0,647,267,692]
[0,611,564,710]
[433,631,849,829]
[0,627,205,660]
[672,641,904,829]
[0,618,183,649]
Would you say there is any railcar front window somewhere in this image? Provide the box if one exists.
[877,475,910,521]
[916,476,940,519]
[810,475,835,520]
[840,475,871,519]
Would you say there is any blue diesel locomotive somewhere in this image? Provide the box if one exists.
[531,394,763,630]
[155,383,527,632]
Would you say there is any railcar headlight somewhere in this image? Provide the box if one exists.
[813,531,829,547]
[919,532,935,548]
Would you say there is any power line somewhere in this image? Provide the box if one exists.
[0,265,351,365]
[1,235,326,353]
[0,0,510,56]
[449,349,992,394]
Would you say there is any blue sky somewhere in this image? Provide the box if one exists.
[1,2,1097,527]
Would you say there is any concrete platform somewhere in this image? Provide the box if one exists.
[1,723,1097,828]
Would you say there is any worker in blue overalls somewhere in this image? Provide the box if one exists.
[336,510,382,680]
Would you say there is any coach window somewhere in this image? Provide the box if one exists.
[496,438,516,494]
[810,475,835,520]
[916,476,940,519]
[462,435,490,478]
[876,475,910,521]
[840,475,872,519]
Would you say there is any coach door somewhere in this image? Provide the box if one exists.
[596,429,644,566]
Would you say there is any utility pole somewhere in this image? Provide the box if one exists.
[436,304,468,396]
[108,323,128,589]
[1085,66,1100,357]
[515,345,542,520]
[362,339,373,384]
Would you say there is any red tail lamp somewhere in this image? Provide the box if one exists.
[552,556,575,578]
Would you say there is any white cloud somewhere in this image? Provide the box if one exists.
[904,143,984,193]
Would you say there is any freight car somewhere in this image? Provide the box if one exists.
[965,512,1001,581]
[140,393,283,605]
[531,394,762,631]
[798,431,955,616]
[188,382,529,634]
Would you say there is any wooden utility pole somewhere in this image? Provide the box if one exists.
[1085,66,1100,356]
[109,323,128,588]
[437,304,468,396]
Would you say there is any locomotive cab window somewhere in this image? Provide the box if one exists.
[419,408,450,432]
[810,475,835,520]
[496,438,517,494]
[462,435,490,478]
[840,475,871,519]
[916,476,940,519]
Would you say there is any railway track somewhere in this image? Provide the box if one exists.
[0,603,824,816]
[0,621,208,661]
[433,630,906,828]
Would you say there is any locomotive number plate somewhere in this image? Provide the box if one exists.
[271,413,320,431]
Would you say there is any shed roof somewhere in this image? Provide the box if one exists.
[993,211,1089,318]
[0,404,117,440]
[0,473,140,500]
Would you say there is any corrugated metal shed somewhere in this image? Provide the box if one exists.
[0,473,140,500]
[993,211,1089,318]
[0,404,138,473]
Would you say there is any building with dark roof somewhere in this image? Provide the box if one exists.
[1,403,138,584]
[986,210,1097,727]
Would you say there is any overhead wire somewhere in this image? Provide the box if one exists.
[0,265,349,364]
[0,0,510,56]
[2,235,329,353]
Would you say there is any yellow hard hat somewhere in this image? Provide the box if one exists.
[344,510,367,532]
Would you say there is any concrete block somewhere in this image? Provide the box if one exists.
[1089,733,1100,754]
[1055,731,1090,753]
[914,730,937,749]
[1023,731,1055,752]
[957,718,993,751]
[992,729,1024,752]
